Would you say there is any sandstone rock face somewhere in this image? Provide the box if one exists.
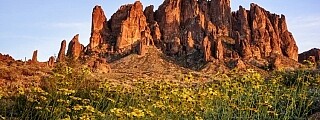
[171,37,181,55]
[52,1,300,71]
[57,40,66,62]
[67,34,84,59]
[144,5,155,23]
[48,56,55,67]
[279,16,298,61]
[89,5,108,51]
[155,0,219,59]
[210,0,231,36]
[156,0,181,42]
[232,4,298,61]
[202,36,211,62]
[93,58,111,73]
[137,40,146,56]
[229,58,246,69]
[110,1,149,51]
[271,55,282,70]
[232,7,252,58]
[0,53,15,63]
[31,50,38,63]
[150,22,162,46]
[299,48,320,65]
[186,31,195,54]
[213,38,224,60]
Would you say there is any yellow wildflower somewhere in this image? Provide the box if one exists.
[85,105,95,113]
[129,109,144,118]
[35,106,43,110]
[110,108,124,117]
[73,104,83,111]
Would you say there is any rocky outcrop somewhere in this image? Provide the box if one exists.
[0,53,15,63]
[49,0,300,71]
[232,4,298,61]
[48,56,55,67]
[93,58,111,73]
[203,36,211,62]
[31,50,38,63]
[299,48,320,66]
[186,31,195,54]
[89,5,108,51]
[213,38,224,60]
[144,5,155,23]
[137,40,146,56]
[110,1,149,51]
[279,15,298,61]
[67,34,84,59]
[57,40,66,62]
[155,0,181,43]
[210,0,231,36]
[232,7,252,58]
[150,22,162,47]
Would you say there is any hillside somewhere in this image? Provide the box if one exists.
[1,0,320,119]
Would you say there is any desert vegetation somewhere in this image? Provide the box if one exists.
[0,63,319,120]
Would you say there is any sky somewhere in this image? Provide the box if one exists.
[0,0,319,61]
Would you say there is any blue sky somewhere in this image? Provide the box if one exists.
[0,0,319,61]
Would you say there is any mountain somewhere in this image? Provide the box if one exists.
[3,0,314,72]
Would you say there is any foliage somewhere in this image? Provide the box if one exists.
[0,66,320,119]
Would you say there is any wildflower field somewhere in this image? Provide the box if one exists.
[0,65,320,119]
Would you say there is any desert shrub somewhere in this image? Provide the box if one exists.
[0,67,319,119]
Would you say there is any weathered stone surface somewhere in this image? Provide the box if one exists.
[137,40,146,56]
[141,28,154,46]
[57,40,66,62]
[232,4,298,61]
[212,37,223,60]
[110,1,149,51]
[271,55,282,70]
[299,48,320,66]
[210,0,231,36]
[279,15,298,61]
[47,1,300,71]
[48,56,55,67]
[93,58,111,73]
[89,5,108,51]
[170,37,181,55]
[150,22,162,46]
[232,7,252,58]
[203,36,211,62]
[156,0,181,43]
[186,31,195,54]
[229,58,246,69]
[144,5,155,23]
[31,50,38,63]
[67,34,84,59]
[0,53,15,63]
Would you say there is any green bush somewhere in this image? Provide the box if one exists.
[0,67,319,119]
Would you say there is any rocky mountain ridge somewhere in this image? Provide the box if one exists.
[3,0,317,72]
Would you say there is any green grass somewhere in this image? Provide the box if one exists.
[0,65,320,120]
